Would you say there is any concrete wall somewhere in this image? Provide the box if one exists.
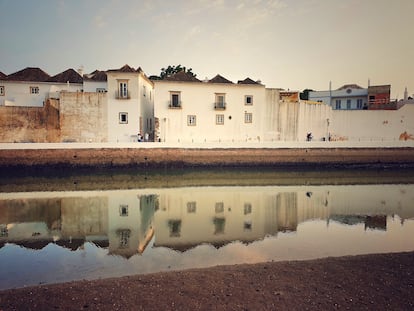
[59,92,108,142]
[0,99,60,142]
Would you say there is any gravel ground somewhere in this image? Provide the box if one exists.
[1,251,413,311]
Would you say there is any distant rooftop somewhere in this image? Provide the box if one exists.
[47,68,83,84]
[0,71,6,79]
[163,70,201,82]
[84,70,107,82]
[107,64,139,73]
[337,84,364,90]
[209,74,233,84]
[237,77,261,85]
[6,67,50,82]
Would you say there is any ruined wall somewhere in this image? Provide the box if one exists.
[59,92,108,142]
[0,99,60,143]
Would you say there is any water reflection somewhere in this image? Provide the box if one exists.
[1,183,414,289]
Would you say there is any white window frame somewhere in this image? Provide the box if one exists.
[245,95,253,105]
[244,112,252,123]
[357,99,363,109]
[216,114,224,125]
[346,99,351,109]
[30,86,39,94]
[0,86,4,96]
[119,112,128,124]
[187,115,196,126]
[118,80,129,99]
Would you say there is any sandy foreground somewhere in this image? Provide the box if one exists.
[0,251,413,311]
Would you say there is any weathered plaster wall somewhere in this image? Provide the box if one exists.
[0,99,60,142]
[59,92,108,142]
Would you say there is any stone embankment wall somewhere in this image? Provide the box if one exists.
[1,147,413,169]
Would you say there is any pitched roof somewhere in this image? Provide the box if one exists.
[337,84,363,90]
[237,77,260,85]
[107,64,137,73]
[0,71,6,79]
[209,74,233,84]
[84,70,107,81]
[6,67,50,82]
[47,68,83,84]
[163,70,201,82]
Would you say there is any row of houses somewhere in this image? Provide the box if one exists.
[1,65,413,143]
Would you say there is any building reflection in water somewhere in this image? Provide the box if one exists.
[1,185,413,256]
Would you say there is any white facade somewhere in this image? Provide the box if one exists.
[106,66,154,142]
[154,77,267,143]
[0,80,82,107]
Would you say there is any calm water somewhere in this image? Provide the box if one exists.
[1,168,414,290]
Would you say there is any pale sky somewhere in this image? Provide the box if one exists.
[1,0,413,98]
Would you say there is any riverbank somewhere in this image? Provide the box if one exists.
[0,251,413,310]
[1,142,414,169]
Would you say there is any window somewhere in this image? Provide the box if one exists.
[346,99,351,109]
[168,220,182,237]
[357,99,363,109]
[118,81,129,99]
[216,114,224,125]
[335,99,341,109]
[117,229,131,248]
[96,88,106,93]
[215,202,224,213]
[244,203,252,215]
[0,86,4,96]
[244,112,252,123]
[187,115,196,126]
[187,202,196,213]
[30,86,39,94]
[213,217,225,234]
[169,91,181,108]
[215,93,226,109]
[245,95,253,105]
[119,112,128,124]
[119,205,129,216]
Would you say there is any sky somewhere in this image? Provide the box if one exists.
[1,0,413,98]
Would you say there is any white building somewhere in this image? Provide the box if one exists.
[309,84,368,110]
[0,67,83,107]
[106,65,154,142]
[153,71,267,143]
[83,70,107,93]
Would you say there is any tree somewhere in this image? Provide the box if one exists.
[158,65,197,79]
[300,89,314,100]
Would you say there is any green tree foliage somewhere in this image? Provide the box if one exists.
[300,89,314,100]
[157,65,197,79]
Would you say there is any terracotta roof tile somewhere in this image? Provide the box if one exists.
[163,70,201,82]
[209,74,233,84]
[6,67,50,82]
[107,64,137,73]
[84,70,107,81]
[237,77,260,85]
[47,68,83,84]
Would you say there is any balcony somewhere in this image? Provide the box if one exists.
[214,102,226,110]
[115,91,130,100]
[168,101,182,109]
